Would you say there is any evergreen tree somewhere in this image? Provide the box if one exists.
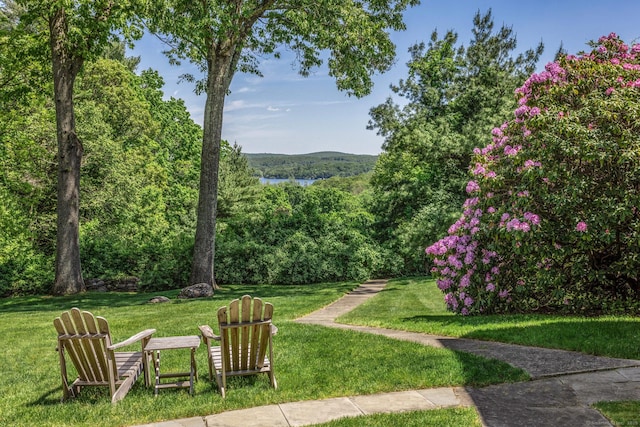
[368,10,543,273]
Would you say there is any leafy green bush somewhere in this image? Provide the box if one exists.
[427,34,640,315]
[216,184,384,284]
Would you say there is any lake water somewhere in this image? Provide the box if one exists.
[259,178,316,186]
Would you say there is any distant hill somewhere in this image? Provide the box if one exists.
[244,151,378,179]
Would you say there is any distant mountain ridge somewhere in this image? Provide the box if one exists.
[244,151,378,179]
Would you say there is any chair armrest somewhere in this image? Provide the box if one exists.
[271,324,278,336]
[198,325,221,343]
[108,329,156,351]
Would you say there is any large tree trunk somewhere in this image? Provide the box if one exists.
[190,50,234,287]
[49,9,85,295]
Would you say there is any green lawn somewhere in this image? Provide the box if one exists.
[338,277,640,360]
[309,408,481,427]
[0,281,525,427]
[5,277,637,426]
[593,401,640,426]
[338,277,640,424]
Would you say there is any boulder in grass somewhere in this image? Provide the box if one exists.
[178,283,214,299]
[148,296,171,304]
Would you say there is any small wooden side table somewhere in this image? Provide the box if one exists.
[144,335,201,396]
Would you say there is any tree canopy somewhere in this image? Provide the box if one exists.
[144,0,419,288]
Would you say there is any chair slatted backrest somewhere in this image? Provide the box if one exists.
[53,308,115,384]
[217,295,273,373]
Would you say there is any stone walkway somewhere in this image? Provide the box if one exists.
[134,279,640,427]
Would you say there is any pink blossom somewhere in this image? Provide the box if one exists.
[444,293,458,309]
[506,218,521,231]
[463,197,479,208]
[514,105,529,117]
[524,212,540,225]
[576,221,588,232]
[523,159,541,169]
[486,283,495,291]
[447,255,463,269]
[623,63,640,71]
[437,279,453,290]
[504,145,521,156]
[466,180,481,194]
[464,251,475,265]
[472,163,486,175]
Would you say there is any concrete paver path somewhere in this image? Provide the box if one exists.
[134,279,640,427]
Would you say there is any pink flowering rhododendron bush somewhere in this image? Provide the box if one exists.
[426,34,640,315]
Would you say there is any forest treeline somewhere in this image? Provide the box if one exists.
[245,152,378,179]
[1,10,543,298]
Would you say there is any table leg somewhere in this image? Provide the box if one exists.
[153,350,160,397]
[190,347,197,395]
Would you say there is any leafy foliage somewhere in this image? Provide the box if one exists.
[144,0,419,287]
[0,32,386,293]
[216,183,384,285]
[0,38,205,293]
[427,34,640,315]
[0,86,57,295]
[76,59,199,291]
[368,10,543,274]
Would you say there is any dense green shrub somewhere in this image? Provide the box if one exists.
[427,34,640,315]
[0,187,54,296]
[216,184,384,284]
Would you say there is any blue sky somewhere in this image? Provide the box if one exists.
[130,1,640,155]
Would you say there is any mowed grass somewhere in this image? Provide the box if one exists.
[593,401,640,426]
[338,277,640,360]
[338,277,640,423]
[0,281,526,427]
[309,407,482,427]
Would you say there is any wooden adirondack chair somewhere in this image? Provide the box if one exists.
[199,295,277,398]
[54,307,155,404]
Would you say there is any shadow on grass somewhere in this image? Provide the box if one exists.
[27,386,62,407]
[0,281,358,314]
[401,314,513,328]
[401,314,640,360]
